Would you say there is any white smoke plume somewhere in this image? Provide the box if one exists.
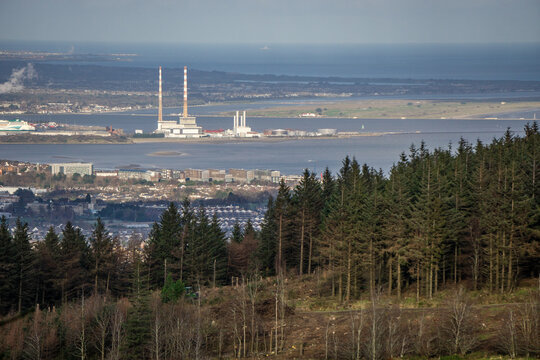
[0,63,37,94]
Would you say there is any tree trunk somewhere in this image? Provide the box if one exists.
[388,256,392,297]
[442,256,446,287]
[489,234,493,293]
[180,233,184,282]
[454,244,458,284]
[275,285,279,355]
[429,254,433,299]
[435,264,438,293]
[18,267,23,314]
[416,262,420,306]
[369,237,374,298]
[278,214,283,274]
[94,263,99,295]
[346,234,352,302]
[496,234,500,291]
[501,231,506,293]
[397,255,401,300]
[308,228,313,275]
[300,209,305,276]
[163,258,167,286]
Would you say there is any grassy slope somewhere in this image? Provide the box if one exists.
[201,275,539,359]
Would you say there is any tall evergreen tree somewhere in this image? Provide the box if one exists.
[122,252,151,360]
[60,221,90,303]
[89,218,115,294]
[146,202,182,287]
[274,179,291,274]
[0,216,14,314]
[177,199,195,282]
[12,218,34,313]
[292,169,323,276]
[35,226,61,308]
[230,221,244,244]
[244,218,256,240]
[258,196,277,276]
[209,213,228,286]
[185,206,212,285]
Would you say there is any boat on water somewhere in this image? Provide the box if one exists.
[0,119,36,131]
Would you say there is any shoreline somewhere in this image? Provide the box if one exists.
[0,127,532,145]
[2,110,537,121]
[131,132,400,144]
[0,132,398,145]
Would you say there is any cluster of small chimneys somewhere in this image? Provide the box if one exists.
[233,110,247,133]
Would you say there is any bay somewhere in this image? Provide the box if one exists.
[0,114,533,175]
[2,42,540,81]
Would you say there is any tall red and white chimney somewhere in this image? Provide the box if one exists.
[158,66,163,123]
[183,66,188,118]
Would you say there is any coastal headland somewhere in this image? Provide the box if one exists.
[241,99,540,119]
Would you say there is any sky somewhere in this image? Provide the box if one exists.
[0,0,539,44]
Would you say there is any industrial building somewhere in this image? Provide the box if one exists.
[51,163,93,176]
[231,111,261,137]
[155,66,202,138]
[233,111,251,137]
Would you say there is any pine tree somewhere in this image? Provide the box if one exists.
[209,213,228,286]
[177,199,195,283]
[35,226,61,308]
[60,222,91,303]
[244,218,256,238]
[321,167,336,215]
[230,221,244,244]
[257,196,277,276]
[274,180,291,274]
[383,157,411,299]
[185,207,230,286]
[0,216,14,314]
[146,202,183,287]
[13,218,34,313]
[186,206,208,284]
[229,217,260,279]
[89,218,114,294]
[292,169,323,276]
[319,156,362,301]
[122,254,151,360]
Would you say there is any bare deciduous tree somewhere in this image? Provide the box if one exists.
[109,299,128,360]
[439,287,479,355]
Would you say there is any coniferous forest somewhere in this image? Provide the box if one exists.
[1,124,539,359]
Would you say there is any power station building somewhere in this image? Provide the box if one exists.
[155,66,202,138]
[232,111,260,137]
[233,111,251,137]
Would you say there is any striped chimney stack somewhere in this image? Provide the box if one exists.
[158,66,163,123]
[183,66,188,118]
